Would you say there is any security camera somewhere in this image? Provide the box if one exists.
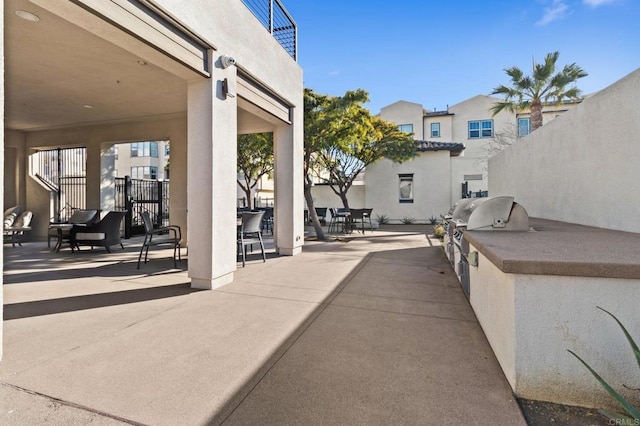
[220,55,236,69]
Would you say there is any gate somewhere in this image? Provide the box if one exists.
[115,176,170,237]
[32,147,87,222]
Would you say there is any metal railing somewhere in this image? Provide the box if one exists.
[32,147,88,222]
[115,177,170,236]
[241,0,297,60]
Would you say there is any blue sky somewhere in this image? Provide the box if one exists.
[285,0,640,114]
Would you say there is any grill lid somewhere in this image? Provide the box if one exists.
[445,196,530,231]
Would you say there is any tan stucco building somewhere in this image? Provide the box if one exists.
[2,0,304,357]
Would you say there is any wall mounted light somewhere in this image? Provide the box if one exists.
[222,78,235,98]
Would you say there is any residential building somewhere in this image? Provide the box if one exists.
[113,140,170,180]
[306,94,581,224]
[363,141,463,223]
[380,96,581,200]
[3,0,304,355]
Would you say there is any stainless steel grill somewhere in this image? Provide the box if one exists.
[441,196,530,297]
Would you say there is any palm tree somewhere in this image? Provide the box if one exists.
[491,51,587,132]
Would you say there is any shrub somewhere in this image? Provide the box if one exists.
[401,217,415,225]
[568,307,640,422]
[433,224,446,241]
[375,214,390,225]
[428,215,439,225]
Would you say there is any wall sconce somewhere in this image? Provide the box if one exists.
[222,78,235,98]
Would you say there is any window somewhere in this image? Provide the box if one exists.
[398,174,414,203]
[518,118,531,137]
[164,144,170,156]
[114,147,119,160]
[398,124,413,134]
[464,174,483,181]
[468,120,493,139]
[430,122,440,138]
[131,166,158,179]
[131,142,159,158]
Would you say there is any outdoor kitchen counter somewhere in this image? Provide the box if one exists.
[463,217,640,279]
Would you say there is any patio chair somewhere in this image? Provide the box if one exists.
[4,210,33,247]
[70,210,127,253]
[257,207,274,234]
[349,209,365,234]
[328,208,349,234]
[314,207,327,226]
[47,209,99,251]
[349,208,374,234]
[137,211,182,269]
[237,210,266,267]
[363,208,374,232]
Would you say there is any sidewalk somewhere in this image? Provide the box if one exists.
[1,228,526,425]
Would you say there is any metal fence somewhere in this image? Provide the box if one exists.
[32,147,87,222]
[115,177,170,237]
[241,0,297,60]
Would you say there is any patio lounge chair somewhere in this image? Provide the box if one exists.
[47,209,99,251]
[4,208,33,247]
[137,211,182,269]
[70,210,127,253]
[237,210,266,267]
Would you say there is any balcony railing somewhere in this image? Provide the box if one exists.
[241,0,297,60]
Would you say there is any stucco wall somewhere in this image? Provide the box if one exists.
[309,185,365,212]
[365,152,452,223]
[379,101,424,139]
[4,129,27,209]
[468,248,516,387]
[489,68,640,233]
[448,95,513,159]
[469,244,640,408]
[161,0,302,107]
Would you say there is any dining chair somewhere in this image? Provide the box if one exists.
[349,209,365,234]
[137,211,182,269]
[328,208,341,233]
[237,210,266,267]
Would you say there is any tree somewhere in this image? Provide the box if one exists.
[478,122,518,172]
[303,88,416,240]
[237,132,273,210]
[317,115,416,209]
[304,89,365,240]
[491,51,587,132]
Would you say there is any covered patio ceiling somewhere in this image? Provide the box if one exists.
[4,0,275,133]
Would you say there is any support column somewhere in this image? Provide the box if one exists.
[169,125,188,247]
[85,144,102,210]
[187,65,238,289]
[274,116,304,256]
[99,143,116,212]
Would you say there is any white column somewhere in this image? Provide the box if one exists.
[274,117,304,256]
[0,2,5,360]
[169,126,188,246]
[99,143,116,212]
[187,65,238,289]
[85,144,102,210]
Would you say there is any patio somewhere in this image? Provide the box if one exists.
[1,227,525,425]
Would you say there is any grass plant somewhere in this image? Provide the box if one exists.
[568,307,640,422]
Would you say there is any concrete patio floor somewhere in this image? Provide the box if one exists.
[1,226,526,425]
